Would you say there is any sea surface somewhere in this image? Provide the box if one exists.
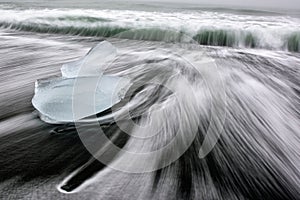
[0,1,299,200]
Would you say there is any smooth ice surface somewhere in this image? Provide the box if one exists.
[32,76,130,123]
[32,41,130,124]
[61,41,117,78]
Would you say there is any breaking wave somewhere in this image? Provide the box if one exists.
[0,7,300,52]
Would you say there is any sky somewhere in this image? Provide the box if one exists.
[134,0,300,10]
[1,0,299,10]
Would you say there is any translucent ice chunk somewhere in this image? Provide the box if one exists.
[32,76,130,124]
[61,41,117,78]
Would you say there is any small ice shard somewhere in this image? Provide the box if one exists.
[32,76,130,124]
[61,41,117,78]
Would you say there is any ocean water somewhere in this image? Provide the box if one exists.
[1,2,300,51]
[0,1,299,200]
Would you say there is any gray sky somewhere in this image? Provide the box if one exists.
[134,0,300,10]
[1,0,299,10]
